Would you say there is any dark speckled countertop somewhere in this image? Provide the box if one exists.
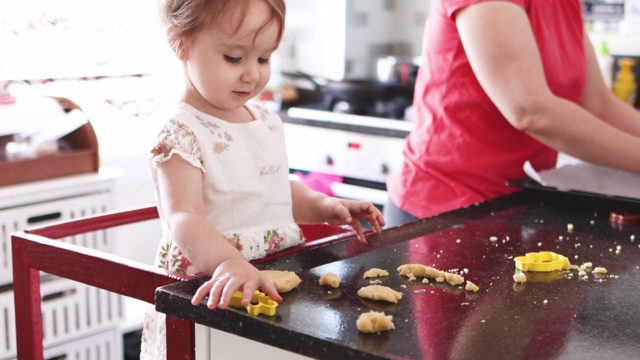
[156,190,640,359]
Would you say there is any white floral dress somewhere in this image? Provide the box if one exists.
[140,102,305,359]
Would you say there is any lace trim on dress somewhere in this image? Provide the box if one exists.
[150,118,205,171]
[156,222,305,276]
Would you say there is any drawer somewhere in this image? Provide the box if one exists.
[0,192,111,286]
[0,277,123,360]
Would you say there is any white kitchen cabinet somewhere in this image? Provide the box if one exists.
[0,171,125,360]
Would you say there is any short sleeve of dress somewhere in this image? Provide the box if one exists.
[150,118,206,172]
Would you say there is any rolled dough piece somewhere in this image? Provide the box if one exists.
[363,268,389,278]
[261,270,301,293]
[357,285,403,303]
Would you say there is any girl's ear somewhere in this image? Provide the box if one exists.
[167,26,188,60]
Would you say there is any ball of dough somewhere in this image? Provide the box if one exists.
[356,311,395,333]
[319,272,342,288]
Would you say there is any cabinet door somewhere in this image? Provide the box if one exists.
[0,192,111,286]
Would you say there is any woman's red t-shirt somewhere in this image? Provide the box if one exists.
[387,0,587,218]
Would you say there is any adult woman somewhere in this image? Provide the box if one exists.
[385,0,640,226]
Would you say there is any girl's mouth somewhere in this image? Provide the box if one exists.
[233,91,251,98]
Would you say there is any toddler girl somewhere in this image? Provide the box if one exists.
[141,0,385,357]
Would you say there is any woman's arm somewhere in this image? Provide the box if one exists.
[455,2,640,172]
[579,31,640,137]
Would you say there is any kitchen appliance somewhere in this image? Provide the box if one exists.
[283,107,412,208]
[282,72,414,119]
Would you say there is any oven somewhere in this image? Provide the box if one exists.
[283,107,412,209]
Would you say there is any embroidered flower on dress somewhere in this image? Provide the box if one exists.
[265,229,285,255]
[150,118,203,168]
[157,243,192,275]
[194,115,233,153]
[213,142,228,154]
[226,234,244,252]
[150,129,173,163]
[255,106,278,133]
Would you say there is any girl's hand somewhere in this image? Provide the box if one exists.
[190,258,282,309]
[321,198,385,243]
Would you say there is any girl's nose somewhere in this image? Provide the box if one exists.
[241,63,260,83]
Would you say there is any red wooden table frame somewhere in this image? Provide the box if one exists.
[11,206,357,359]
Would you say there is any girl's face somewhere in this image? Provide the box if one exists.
[180,2,280,121]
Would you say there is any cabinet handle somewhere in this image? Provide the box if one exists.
[42,287,77,302]
[27,212,62,224]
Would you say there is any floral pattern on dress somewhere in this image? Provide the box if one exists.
[225,233,244,252]
[157,243,193,275]
[264,229,285,255]
[150,118,203,168]
[255,106,278,133]
[194,115,234,153]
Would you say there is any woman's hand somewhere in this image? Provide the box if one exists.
[191,258,282,309]
[320,198,385,243]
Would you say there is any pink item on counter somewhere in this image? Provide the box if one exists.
[0,95,16,105]
[294,171,343,196]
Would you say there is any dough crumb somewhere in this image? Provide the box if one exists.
[421,278,429,284]
[356,311,395,333]
[465,281,479,292]
[513,273,527,283]
[319,272,342,288]
[593,267,607,274]
[445,272,465,286]
[363,268,389,278]
[357,285,403,303]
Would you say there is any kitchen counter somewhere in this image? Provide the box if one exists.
[281,107,412,139]
[155,189,640,359]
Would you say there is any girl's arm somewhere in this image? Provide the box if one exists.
[290,180,385,243]
[455,2,640,172]
[156,156,281,308]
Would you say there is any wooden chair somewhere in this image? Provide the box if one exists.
[11,206,356,359]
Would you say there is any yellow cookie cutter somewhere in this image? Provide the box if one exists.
[514,251,568,272]
[229,290,278,316]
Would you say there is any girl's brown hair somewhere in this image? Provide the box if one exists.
[159,0,286,54]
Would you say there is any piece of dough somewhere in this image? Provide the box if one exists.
[513,273,527,283]
[319,272,342,288]
[465,281,479,292]
[445,272,465,286]
[397,264,445,279]
[363,268,389,278]
[261,270,301,293]
[593,267,607,274]
[357,285,403,303]
[356,311,395,333]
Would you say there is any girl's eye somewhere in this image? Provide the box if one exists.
[258,57,270,65]
[224,55,241,63]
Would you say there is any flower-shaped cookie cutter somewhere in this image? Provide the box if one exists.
[514,251,568,272]
[229,290,278,316]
